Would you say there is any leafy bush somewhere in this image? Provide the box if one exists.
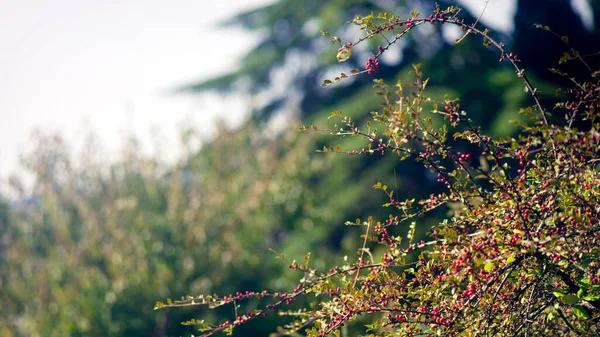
[157,5,600,336]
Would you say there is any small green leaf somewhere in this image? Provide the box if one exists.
[573,305,590,319]
[336,45,353,62]
[562,294,579,305]
[321,79,333,86]
[579,278,591,286]
[583,294,600,301]
[484,262,495,272]
[506,255,516,264]
[559,52,572,64]
[534,24,550,31]
[553,290,567,298]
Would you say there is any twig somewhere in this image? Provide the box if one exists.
[456,0,488,43]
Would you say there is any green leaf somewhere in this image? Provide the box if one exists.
[573,305,590,319]
[484,262,495,272]
[321,80,333,86]
[336,45,353,62]
[583,294,600,301]
[553,290,567,298]
[506,255,516,264]
[562,294,579,305]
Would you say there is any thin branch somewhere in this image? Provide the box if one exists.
[456,0,488,43]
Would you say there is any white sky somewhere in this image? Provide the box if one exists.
[458,0,516,31]
[0,0,271,187]
[3,0,590,194]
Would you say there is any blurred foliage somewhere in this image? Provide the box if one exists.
[1,125,347,336]
[1,1,598,336]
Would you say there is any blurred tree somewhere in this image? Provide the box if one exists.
[0,125,342,336]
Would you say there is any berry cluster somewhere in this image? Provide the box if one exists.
[365,57,380,74]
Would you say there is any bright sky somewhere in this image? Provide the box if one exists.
[0,0,270,187]
[1,0,590,194]
[458,0,516,31]
[458,0,592,31]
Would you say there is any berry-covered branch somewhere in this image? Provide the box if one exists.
[157,4,600,337]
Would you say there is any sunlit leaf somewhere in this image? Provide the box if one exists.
[336,45,353,62]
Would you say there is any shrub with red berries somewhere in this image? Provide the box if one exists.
[157,5,600,336]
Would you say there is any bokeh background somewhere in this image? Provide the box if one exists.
[0,0,598,336]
